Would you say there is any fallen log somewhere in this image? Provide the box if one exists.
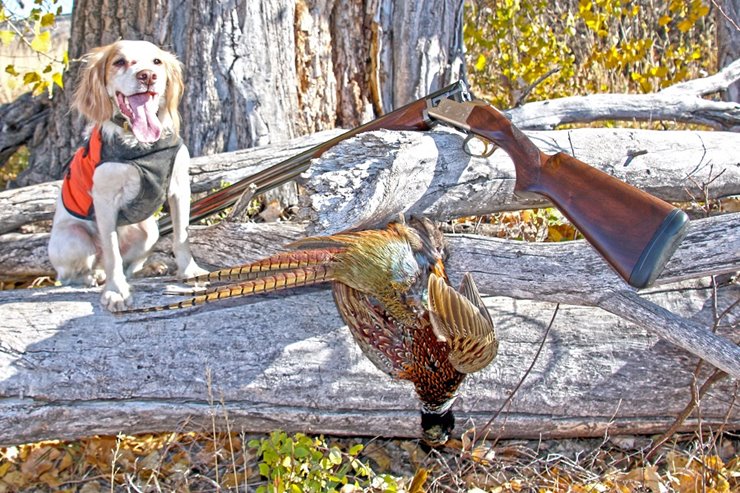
[0,254,736,446]
[1,126,738,247]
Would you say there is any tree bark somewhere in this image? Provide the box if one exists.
[716,1,739,102]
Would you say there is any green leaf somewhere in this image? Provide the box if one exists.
[348,443,364,456]
[328,447,342,466]
[0,30,14,46]
[31,31,51,52]
[259,463,271,477]
[293,446,310,458]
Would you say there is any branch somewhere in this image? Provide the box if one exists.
[507,58,740,130]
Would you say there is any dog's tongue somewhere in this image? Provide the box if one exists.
[125,93,162,142]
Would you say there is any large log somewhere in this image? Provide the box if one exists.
[0,237,737,446]
[1,126,738,238]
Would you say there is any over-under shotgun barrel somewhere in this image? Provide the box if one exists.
[158,81,471,234]
[427,99,688,288]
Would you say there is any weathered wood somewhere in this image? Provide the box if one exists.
[0,92,50,166]
[506,58,740,130]
[0,264,736,446]
[298,128,740,233]
[2,126,738,238]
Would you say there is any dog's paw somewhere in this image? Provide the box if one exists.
[100,286,132,312]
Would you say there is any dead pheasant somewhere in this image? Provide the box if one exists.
[122,218,497,444]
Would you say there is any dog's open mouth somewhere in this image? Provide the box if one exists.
[116,91,162,143]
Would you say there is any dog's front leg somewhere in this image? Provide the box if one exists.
[92,163,138,312]
[168,146,208,279]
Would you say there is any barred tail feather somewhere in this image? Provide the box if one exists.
[184,249,342,285]
[119,265,336,315]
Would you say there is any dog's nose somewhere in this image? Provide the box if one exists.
[137,70,157,85]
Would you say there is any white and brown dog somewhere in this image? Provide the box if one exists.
[49,40,207,312]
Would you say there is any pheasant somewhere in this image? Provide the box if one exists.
[122,217,498,444]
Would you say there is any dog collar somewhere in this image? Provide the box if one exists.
[110,113,130,131]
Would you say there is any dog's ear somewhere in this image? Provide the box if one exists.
[161,50,184,136]
[73,43,115,124]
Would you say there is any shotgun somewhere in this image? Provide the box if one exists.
[162,80,688,288]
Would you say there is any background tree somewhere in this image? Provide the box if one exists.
[716,0,739,101]
[11,0,465,186]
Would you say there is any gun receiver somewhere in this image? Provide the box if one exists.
[426,98,689,288]
[158,81,471,235]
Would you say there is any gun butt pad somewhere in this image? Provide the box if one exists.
[628,208,689,289]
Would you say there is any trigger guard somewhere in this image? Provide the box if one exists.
[462,134,497,158]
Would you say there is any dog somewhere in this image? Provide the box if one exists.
[48,40,207,312]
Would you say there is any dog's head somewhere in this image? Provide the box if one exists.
[73,40,184,143]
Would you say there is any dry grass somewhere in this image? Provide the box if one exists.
[0,429,737,492]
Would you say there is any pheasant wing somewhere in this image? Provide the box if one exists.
[427,272,498,374]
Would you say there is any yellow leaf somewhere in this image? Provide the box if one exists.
[0,30,14,46]
[23,71,41,84]
[409,467,428,493]
[677,19,693,32]
[40,13,55,27]
[30,31,51,53]
[4,64,18,76]
[475,54,486,71]
[658,15,672,26]
[52,71,64,88]
[0,460,12,476]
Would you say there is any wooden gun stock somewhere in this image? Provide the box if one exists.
[428,99,688,288]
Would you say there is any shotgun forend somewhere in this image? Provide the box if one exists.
[426,97,689,289]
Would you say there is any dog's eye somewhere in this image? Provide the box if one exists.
[113,58,126,67]
[153,58,162,65]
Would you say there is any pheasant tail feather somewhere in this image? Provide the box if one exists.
[184,249,342,285]
[118,265,336,315]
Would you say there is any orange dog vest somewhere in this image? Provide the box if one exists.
[61,127,182,225]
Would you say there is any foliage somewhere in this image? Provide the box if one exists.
[464,0,715,108]
[0,145,28,189]
[0,432,736,492]
[0,0,68,98]
[248,431,399,492]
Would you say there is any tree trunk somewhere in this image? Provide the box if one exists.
[716,0,739,102]
[11,0,465,187]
